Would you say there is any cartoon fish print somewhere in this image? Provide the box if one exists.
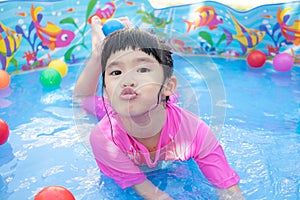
[0,22,22,70]
[30,5,75,50]
[16,12,27,17]
[262,15,273,19]
[88,2,116,24]
[66,8,75,13]
[223,12,265,55]
[277,7,300,46]
[183,6,223,32]
[124,1,135,6]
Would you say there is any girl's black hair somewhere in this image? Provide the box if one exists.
[100,28,174,93]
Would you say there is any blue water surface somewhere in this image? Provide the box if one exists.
[0,56,300,199]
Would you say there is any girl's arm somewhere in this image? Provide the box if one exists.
[74,16,104,96]
[192,123,245,199]
[74,16,131,96]
[216,185,246,200]
[73,52,102,96]
[133,179,173,200]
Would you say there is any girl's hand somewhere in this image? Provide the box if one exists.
[90,16,131,56]
[118,16,131,28]
[90,16,105,55]
[216,185,246,200]
[133,179,173,200]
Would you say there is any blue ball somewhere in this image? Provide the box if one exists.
[102,19,125,36]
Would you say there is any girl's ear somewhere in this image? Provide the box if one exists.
[163,76,177,97]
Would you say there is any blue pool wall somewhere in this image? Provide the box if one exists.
[1,0,300,73]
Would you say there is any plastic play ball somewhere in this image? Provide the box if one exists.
[40,68,62,87]
[0,70,10,89]
[48,59,68,77]
[273,53,294,72]
[246,50,267,68]
[102,19,125,36]
[34,186,75,200]
[0,118,9,145]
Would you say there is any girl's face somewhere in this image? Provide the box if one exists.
[104,49,167,118]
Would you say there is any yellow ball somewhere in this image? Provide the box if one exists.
[48,59,68,77]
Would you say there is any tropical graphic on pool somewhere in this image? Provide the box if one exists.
[0,0,299,73]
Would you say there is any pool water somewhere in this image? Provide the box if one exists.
[0,56,299,199]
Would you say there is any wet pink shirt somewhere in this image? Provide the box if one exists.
[87,97,240,189]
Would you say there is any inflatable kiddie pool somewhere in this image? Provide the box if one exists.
[0,0,299,199]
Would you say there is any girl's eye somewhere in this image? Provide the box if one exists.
[137,67,150,73]
[110,70,122,76]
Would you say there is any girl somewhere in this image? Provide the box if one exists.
[74,16,244,200]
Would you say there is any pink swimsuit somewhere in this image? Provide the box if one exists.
[84,96,240,189]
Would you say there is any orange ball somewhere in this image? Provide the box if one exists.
[34,186,75,200]
[0,70,10,89]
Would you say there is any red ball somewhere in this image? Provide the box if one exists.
[0,118,9,145]
[34,186,75,200]
[247,50,267,68]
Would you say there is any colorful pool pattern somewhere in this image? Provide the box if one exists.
[0,0,299,73]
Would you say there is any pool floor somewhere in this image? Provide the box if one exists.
[0,56,300,199]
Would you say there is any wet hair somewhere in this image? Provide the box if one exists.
[100,28,174,97]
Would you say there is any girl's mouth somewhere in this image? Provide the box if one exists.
[120,88,137,100]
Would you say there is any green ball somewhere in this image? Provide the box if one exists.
[40,68,62,87]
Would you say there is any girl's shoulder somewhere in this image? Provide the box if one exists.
[166,102,203,123]
[166,100,209,138]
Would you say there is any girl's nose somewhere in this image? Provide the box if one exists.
[122,74,136,87]
[122,81,136,88]
[121,69,137,87]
